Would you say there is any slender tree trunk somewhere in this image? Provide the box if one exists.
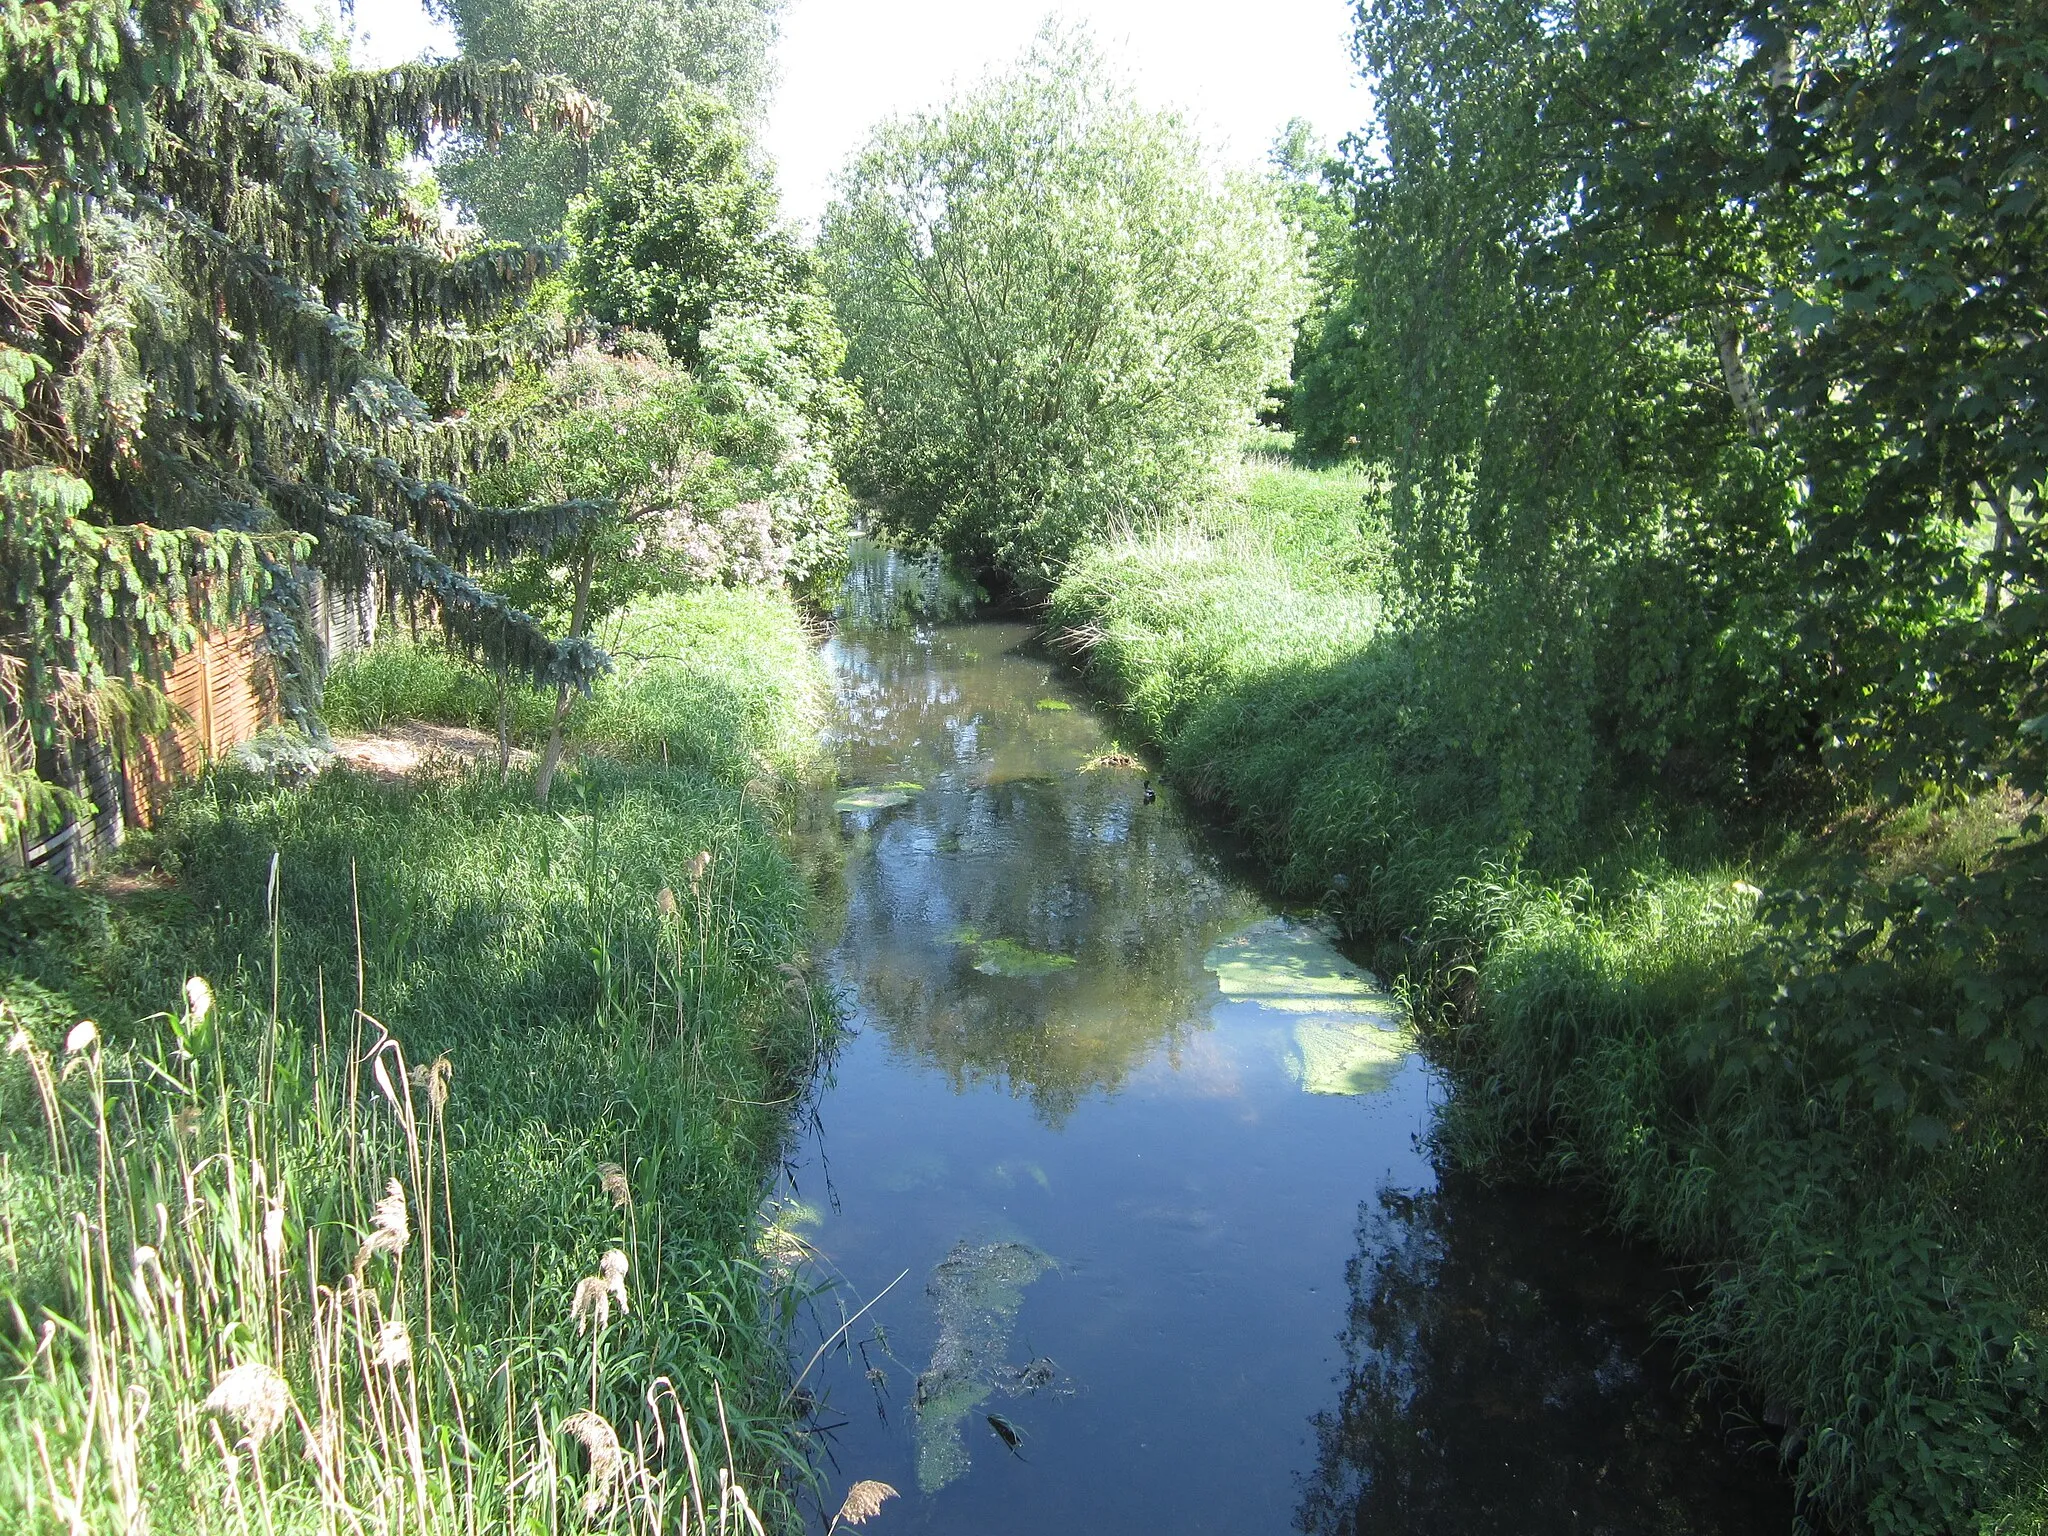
[1718,321,1767,440]
[495,676,511,779]
[1984,481,2014,622]
[534,547,595,806]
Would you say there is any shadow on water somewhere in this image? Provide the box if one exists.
[1297,1178,1788,1536]
[782,540,1794,1533]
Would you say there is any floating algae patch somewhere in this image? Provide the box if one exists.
[755,1198,822,1276]
[1033,697,1073,712]
[950,927,1077,977]
[835,781,924,812]
[1204,918,1411,1095]
[1289,1018,1408,1095]
[914,1240,1056,1492]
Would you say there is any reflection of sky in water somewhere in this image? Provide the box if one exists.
[784,610,1790,1534]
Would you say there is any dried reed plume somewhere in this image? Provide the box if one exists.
[353,1178,411,1278]
[656,886,678,918]
[408,1054,452,1112]
[571,1276,614,1335]
[686,850,712,894]
[205,1362,292,1451]
[828,1480,898,1532]
[184,974,214,1022]
[599,1162,632,1210]
[559,1410,624,1518]
[63,1020,98,1054]
[571,1250,630,1333]
[376,1319,413,1370]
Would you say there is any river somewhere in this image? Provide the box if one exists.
[774,555,1792,1533]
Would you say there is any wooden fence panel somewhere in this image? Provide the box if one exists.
[123,620,277,830]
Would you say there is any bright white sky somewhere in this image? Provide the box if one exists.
[332,0,1372,231]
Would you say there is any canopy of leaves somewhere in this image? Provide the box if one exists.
[465,323,851,626]
[0,0,607,843]
[1291,4,2048,1519]
[819,26,1306,590]
[431,0,783,241]
[568,89,809,369]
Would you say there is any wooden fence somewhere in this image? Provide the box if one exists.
[10,574,383,881]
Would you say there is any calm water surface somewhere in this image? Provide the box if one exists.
[778,577,1791,1534]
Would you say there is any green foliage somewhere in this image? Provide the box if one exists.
[0,591,832,1527]
[324,586,825,782]
[819,24,1305,589]
[569,90,806,369]
[1,0,616,845]
[432,0,784,241]
[557,93,859,587]
[1288,0,2048,1147]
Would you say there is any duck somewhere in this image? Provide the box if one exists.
[1141,779,1156,804]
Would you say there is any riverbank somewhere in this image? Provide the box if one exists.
[0,588,833,1531]
[1048,456,2048,1534]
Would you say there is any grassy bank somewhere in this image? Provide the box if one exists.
[1050,459,2048,1534]
[1,589,835,1532]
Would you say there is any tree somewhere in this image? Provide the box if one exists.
[0,0,607,847]
[568,90,807,370]
[456,91,855,804]
[430,0,783,241]
[465,318,850,800]
[818,26,1304,590]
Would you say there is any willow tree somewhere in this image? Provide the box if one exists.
[820,26,1304,590]
[1,0,608,846]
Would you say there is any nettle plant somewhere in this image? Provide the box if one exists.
[0,0,613,844]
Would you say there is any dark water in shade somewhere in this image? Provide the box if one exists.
[777,559,1792,1534]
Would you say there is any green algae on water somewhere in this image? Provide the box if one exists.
[835,780,924,812]
[1033,697,1073,711]
[1289,1018,1407,1095]
[1204,918,1410,1095]
[914,1240,1056,1492]
[951,927,1077,977]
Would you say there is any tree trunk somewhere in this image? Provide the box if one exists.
[495,675,511,779]
[1718,322,1767,440]
[1984,482,2014,622]
[534,547,595,806]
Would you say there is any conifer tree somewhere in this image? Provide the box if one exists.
[1,0,608,844]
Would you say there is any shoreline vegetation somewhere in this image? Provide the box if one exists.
[0,589,836,1530]
[1048,450,2048,1534]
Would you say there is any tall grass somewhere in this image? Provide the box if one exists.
[322,589,824,785]
[1,590,840,1532]
[1050,456,2048,1534]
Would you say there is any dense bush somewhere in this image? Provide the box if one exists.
[819,26,1303,590]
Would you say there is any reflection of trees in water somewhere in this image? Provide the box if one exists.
[817,622,1264,1124]
[1296,1181,1790,1536]
[846,771,1260,1123]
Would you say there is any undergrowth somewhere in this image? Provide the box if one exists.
[322,588,824,784]
[0,591,843,1532]
[1051,457,2048,1535]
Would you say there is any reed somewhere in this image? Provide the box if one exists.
[1,588,840,1533]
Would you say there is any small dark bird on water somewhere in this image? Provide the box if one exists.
[1142,779,1156,804]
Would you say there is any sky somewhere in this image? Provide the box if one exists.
[329,0,1372,231]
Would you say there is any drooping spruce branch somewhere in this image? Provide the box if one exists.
[0,0,607,845]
